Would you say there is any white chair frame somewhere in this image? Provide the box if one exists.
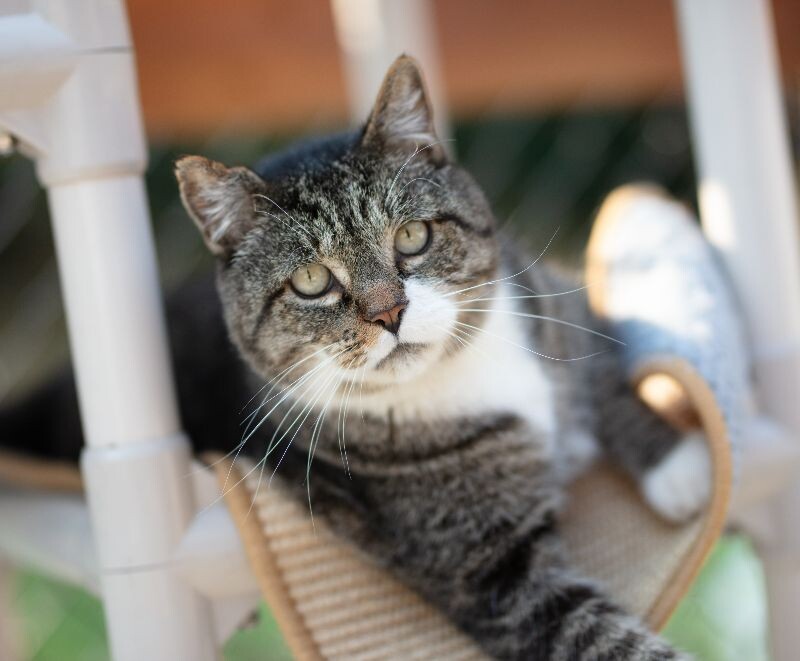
[0,1,798,659]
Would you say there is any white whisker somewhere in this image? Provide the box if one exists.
[223,351,342,495]
[456,309,624,346]
[198,354,347,512]
[440,323,498,364]
[200,348,337,483]
[244,361,333,518]
[254,208,305,241]
[453,320,608,362]
[456,284,590,306]
[237,360,342,519]
[241,343,336,413]
[399,176,441,196]
[325,356,356,481]
[301,366,352,528]
[240,343,337,435]
[240,349,346,445]
[443,227,560,299]
[338,362,361,478]
[268,360,344,488]
[358,363,367,424]
[253,193,315,241]
[434,323,471,350]
[384,139,455,209]
[502,281,540,296]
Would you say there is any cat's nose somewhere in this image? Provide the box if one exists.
[365,301,407,335]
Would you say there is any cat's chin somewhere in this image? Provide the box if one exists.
[364,341,446,386]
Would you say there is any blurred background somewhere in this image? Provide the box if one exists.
[1,0,799,659]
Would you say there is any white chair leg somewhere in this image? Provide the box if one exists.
[0,3,217,659]
[330,0,449,138]
[674,1,800,659]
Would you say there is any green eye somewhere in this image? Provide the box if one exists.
[290,263,332,297]
[394,221,430,256]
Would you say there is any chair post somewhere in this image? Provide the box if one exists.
[674,1,800,658]
[0,2,216,659]
[330,0,449,138]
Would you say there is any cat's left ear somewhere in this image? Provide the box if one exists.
[361,55,445,162]
[175,156,266,258]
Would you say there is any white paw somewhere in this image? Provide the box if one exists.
[642,432,712,523]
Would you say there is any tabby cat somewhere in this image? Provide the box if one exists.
[2,56,711,660]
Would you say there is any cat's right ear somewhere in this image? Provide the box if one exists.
[175,156,266,258]
[361,55,445,162]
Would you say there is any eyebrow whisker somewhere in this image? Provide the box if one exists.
[443,227,560,299]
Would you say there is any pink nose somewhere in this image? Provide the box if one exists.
[366,302,407,335]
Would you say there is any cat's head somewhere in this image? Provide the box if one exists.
[176,56,498,391]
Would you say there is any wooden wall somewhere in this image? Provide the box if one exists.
[127,0,800,138]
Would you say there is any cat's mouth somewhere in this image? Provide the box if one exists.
[374,342,428,371]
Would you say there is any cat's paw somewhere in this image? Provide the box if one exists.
[641,432,712,523]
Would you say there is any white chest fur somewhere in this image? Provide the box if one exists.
[355,304,557,444]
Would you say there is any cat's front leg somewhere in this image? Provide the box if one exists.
[457,502,686,660]
[641,430,712,523]
[592,364,712,523]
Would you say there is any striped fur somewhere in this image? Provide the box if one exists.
[173,58,695,659]
[171,56,692,660]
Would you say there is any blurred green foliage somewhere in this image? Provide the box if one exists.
[664,536,770,661]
